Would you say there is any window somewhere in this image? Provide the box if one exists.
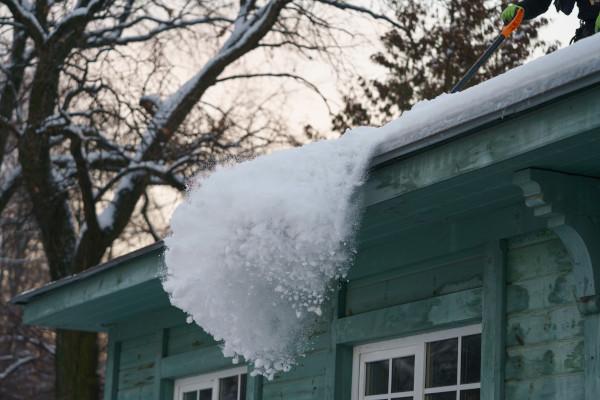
[174,367,248,400]
[353,325,481,400]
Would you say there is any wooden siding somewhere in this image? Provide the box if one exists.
[100,224,592,400]
[167,324,214,356]
[117,333,159,399]
[505,230,584,399]
[103,243,487,400]
[344,248,483,316]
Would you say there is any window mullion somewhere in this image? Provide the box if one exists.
[417,343,425,400]
[456,336,462,400]
[388,358,392,395]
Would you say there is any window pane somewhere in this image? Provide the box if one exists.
[391,355,415,392]
[240,374,247,400]
[365,359,389,395]
[183,391,198,400]
[425,392,457,400]
[426,338,458,388]
[219,375,239,400]
[461,334,481,384]
[391,398,413,400]
[460,389,480,400]
[199,389,212,400]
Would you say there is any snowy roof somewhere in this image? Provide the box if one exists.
[372,35,600,166]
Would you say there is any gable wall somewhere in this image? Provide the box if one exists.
[505,230,584,398]
[105,227,586,400]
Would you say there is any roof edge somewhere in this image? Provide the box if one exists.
[371,61,600,169]
[10,240,165,305]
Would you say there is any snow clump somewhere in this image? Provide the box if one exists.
[163,127,381,378]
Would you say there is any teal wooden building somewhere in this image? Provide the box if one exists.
[12,50,600,400]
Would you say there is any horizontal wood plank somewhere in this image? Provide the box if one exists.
[335,288,482,344]
[160,345,236,380]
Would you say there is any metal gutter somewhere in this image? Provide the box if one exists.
[10,240,165,305]
[370,68,600,169]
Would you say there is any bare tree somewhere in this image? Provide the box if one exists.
[0,1,398,398]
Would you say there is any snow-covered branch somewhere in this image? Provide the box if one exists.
[148,0,290,141]
[0,354,36,380]
[0,335,55,355]
[47,0,107,45]
[0,0,46,45]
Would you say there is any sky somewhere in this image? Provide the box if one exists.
[541,10,580,46]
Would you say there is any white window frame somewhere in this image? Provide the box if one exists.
[352,325,482,400]
[174,366,248,400]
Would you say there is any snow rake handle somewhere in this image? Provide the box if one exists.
[451,7,525,93]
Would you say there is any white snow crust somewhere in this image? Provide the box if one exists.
[163,35,600,378]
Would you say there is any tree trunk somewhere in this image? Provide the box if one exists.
[55,330,99,400]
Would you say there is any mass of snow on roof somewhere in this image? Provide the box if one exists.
[163,129,379,378]
[163,35,600,378]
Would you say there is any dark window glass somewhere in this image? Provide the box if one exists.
[199,389,212,400]
[391,398,413,400]
[183,391,198,400]
[425,392,457,400]
[460,389,480,400]
[365,359,389,395]
[240,374,247,400]
[426,338,458,388]
[219,375,238,400]
[461,334,481,384]
[391,355,415,393]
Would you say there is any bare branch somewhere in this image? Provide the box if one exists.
[141,192,160,241]
[69,136,100,234]
[85,16,234,48]
[315,0,401,29]
[216,72,332,113]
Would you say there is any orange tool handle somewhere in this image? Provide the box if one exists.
[501,7,525,38]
